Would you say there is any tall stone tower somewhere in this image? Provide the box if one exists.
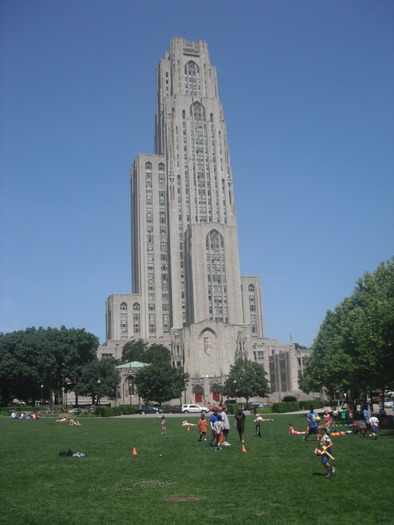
[102,37,269,403]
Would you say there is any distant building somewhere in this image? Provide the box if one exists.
[98,37,308,403]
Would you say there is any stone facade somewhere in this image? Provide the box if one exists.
[98,37,308,404]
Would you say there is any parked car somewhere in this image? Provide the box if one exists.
[181,404,209,414]
[162,405,182,413]
[138,406,161,415]
[246,402,272,410]
[383,398,393,408]
[69,408,84,415]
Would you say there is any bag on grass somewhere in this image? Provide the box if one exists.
[59,449,73,457]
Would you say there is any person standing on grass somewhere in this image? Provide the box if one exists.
[209,408,218,446]
[234,408,246,443]
[198,413,207,441]
[370,414,379,439]
[221,406,231,445]
[254,414,263,437]
[316,426,336,477]
[363,404,372,435]
[214,414,224,451]
[340,401,349,424]
[160,415,167,435]
[304,406,319,442]
[323,409,331,428]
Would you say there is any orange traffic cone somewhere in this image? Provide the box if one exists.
[132,447,137,456]
[242,444,247,453]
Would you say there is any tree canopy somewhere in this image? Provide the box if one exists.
[299,258,394,399]
[222,358,269,404]
[0,326,112,405]
[134,362,189,405]
[122,339,171,365]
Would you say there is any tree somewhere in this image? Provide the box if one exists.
[135,363,189,405]
[144,344,171,364]
[121,339,171,365]
[122,339,149,363]
[0,326,99,405]
[222,359,269,405]
[300,258,394,400]
[77,358,119,405]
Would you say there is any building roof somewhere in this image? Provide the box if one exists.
[115,361,149,369]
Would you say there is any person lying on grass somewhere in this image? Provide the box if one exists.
[288,423,306,435]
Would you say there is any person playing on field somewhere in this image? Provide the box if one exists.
[303,406,319,442]
[323,409,331,428]
[198,413,207,441]
[221,406,231,445]
[209,407,218,446]
[214,414,224,450]
[288,423,306,435]
[316,425,336,477]
[234,408,246,443]
[254,414,263,437]
[370,414,379,439]
[160,415,167,435]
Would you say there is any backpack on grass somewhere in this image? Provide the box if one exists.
[59,449,73,457]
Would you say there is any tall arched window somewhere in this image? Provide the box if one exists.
[206,230,228,322]
[133,302,140,335]
[184,60,200,96]
[191,101,209,222]
[248,284,257,336]
[120,302,128,338]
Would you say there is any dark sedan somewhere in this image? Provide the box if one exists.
[138,406,161,415]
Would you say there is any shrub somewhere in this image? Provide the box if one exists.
[225,402,238,414]
[272,401,299,413]
[120,405,138,415]
[255,408,272,414]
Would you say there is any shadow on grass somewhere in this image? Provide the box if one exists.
[380,429,394,438]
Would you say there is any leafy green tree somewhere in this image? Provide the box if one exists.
[121,339,149,363]
[0,326,99,405]
[77,358,119,404]
[144,344,171,364]
[300,258,394,399]
[135,363,189,405]
[122,340,171,365]
[222,359,269,405]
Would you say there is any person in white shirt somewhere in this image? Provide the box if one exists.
[369,414,379,439]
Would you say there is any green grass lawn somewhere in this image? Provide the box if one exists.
[1,414,393,525]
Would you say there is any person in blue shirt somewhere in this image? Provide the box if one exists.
[209,408,218,446]
[303,405,319,442]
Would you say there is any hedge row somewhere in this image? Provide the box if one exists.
[95,405,139,417]
[272,399,324,414]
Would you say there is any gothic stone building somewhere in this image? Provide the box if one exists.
[98,37,310,405]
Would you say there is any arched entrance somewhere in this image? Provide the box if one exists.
[210,383,221,403]
[192,384,204,404]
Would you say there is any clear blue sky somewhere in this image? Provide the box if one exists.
[1,0,393,347]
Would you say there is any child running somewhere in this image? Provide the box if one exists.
[316,425,336,477]
[198,413,207,442]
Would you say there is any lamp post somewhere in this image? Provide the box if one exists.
[40,384,44,407]
[97,379,101,416]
